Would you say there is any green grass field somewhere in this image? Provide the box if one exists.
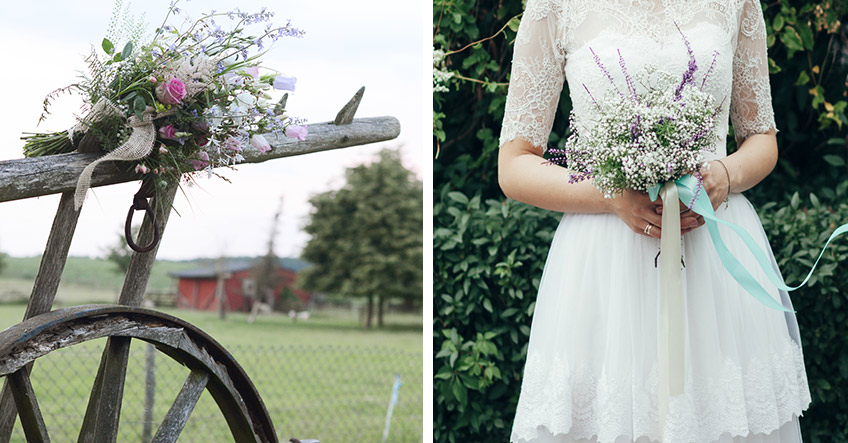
[0,257,423,442]
[0,256,198,305]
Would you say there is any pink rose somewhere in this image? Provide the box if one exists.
[250,134,271,153]
[155,78,187,105]
[158,124,177,140]
[285,124,307,141]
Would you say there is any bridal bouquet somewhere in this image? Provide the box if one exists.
[548,31,723,204]
[22,0,307,204]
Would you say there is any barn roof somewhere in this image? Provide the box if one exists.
[168,257,311,279]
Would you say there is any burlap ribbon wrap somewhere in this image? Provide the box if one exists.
[73,100,175,210]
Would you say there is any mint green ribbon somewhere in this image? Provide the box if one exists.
[649,174,848,312]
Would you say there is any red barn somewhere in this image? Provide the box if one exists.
[169,258,312,312]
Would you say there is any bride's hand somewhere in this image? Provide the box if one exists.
[608,190,703,239]
[699,160,732,211]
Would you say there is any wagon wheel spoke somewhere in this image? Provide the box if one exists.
[7,366,49,443]
[78,336,132,443]
[152,370,210,443]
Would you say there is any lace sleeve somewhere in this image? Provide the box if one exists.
[730,0,776,144]
[498,0,566,150]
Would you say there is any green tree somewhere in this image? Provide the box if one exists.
[103,225,139,274]
[301,148,423,328]
[252,196,285,309]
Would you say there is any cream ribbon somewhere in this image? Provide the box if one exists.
[657,181,685,440]
[74,106,175,210]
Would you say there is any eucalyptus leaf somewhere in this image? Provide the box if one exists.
[133,96,146,120]
[121,41,134,61]
[102,38,114,54]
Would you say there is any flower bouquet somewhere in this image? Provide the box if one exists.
[548,31,723,205]
[22,0,308,207]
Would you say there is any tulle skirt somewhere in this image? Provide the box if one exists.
[511,193,811,443]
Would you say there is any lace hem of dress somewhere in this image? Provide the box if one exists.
[510,337,811,443]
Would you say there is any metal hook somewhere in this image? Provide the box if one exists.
[125,180,160,253]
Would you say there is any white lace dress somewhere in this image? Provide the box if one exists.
[499,0,811,442]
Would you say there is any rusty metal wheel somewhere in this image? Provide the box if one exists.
[0,304,277,442]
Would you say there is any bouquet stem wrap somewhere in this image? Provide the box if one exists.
[649,174,848,437]
[656,181,685,438]
[73,104,176,210]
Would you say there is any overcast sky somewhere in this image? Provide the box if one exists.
[0,0,426,260]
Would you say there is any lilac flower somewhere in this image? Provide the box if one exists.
[273,75,297,91]
[224,136,244,152]
[250,134,272,153]
[285,124,307,141]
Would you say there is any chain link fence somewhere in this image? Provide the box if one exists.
[8,339,422,442]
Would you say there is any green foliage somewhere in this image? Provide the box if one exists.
[759,188,848,442]
[434,0,848,439]
[301,148,423,327]
[433,185,560,442]
[433,0,526,198]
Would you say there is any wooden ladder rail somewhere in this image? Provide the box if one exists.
[0,90,399,441]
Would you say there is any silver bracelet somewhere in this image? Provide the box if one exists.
[715,159,731,209]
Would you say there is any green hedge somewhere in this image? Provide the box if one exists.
[759,189,848,442]
[433,185,559,442]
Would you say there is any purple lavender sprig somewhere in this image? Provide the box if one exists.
[618,49,638,103]
[630,114,641,140]
[590,47,625,100]
[701,50,720,90]
[583,83,601,110]
[673,22,698,101]
[689,170,705,209]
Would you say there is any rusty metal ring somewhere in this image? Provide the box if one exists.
[125,195,159,253]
